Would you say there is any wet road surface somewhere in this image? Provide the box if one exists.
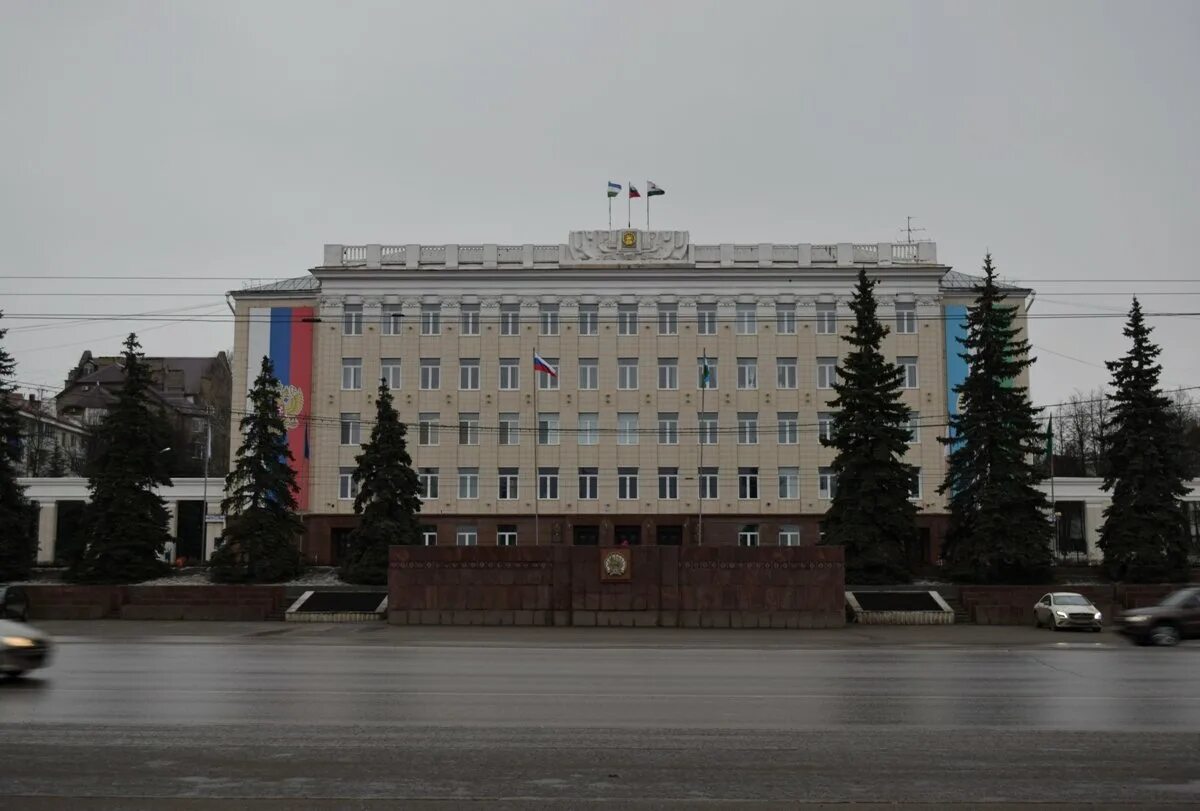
[1,623,1199,808]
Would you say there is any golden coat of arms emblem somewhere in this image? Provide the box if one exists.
[621,230,637,249]
[277,384,304,430]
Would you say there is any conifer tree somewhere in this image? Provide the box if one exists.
[820,269,918,583]
[1098,299,1192,582]
[339,380,422,584]
[209,356,303,583]
[0,313,36,580]
[939,255,1053,583]
[68,334,173,583]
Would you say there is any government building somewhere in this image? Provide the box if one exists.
[229,230,1017,566]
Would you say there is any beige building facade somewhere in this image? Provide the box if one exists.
[230,230,1026,565]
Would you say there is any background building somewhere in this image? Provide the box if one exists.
[7,393,87,476]
[230,230,1030,566]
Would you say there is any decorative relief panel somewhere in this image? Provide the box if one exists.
[566,230,690,263]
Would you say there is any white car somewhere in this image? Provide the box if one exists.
[1033,592,1103,632]
[0,618,52,678]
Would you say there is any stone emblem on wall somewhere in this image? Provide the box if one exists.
[567,230,690,264]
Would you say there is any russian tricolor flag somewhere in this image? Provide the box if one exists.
[533,352,557,377]
[248,307,314,509]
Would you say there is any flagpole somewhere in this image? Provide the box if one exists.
[698,350,706,546]
[1049,413,1056,558]
[627,192,631,228]
[647,189,651,232]
[608,197,612,230]
[533,348,540,546]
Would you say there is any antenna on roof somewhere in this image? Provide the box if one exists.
[899,216,928,244]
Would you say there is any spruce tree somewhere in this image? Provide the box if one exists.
[209,356,303,583]
[0,313,36,580]
[339,380,422,584]
[1098,299,1192,582]
[820,269,918,583]
[68,334,173,583]
[939,255,1053,583]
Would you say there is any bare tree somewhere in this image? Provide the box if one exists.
[1055,388,1110,477]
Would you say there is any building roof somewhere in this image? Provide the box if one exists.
[939,269,1030,293]
[236,276,321,295]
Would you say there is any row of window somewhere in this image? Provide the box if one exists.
[339,465,925,502]
[433,524,802,547]
[340,411,922,446]
[343,302,920,337]
[340,355,920,391]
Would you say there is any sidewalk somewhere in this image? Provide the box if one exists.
[33,620,1141,649]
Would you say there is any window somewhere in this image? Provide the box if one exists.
[498,468,519,500]
[736,303,757,334]
[776,357,797,389]
[497,526,518,547]
[778,466,799,499]
[738,525,760,547]
[338,467,357,500]
[778,412,798,445]
[658,467,678,499]
[737,358,758,390]
[618,304,638,335]
[343,304,363,336]
[538,412,559,445]
[904,411,920,443]
[578,413,599,445]
[420,358,440,390]
[456,526,478,547]
[738,412,758,445]
[911,468,923,500]
[495,358,519,391]
[340,412,361,445]
[459,358,480,390]
[738,467,759,499]
[779,525,800,546]
[776,304,796,334]
[500,304,520,336]
[699,467,718,500]
[618,467,639,500]
[896,302,917,334]
[697,303,717,335]
[538,359,559,390]
[538,467,559,500]
[816,303,837,334]
[382,305,403,335]
[578,467,598,499]
[418,467,439,499]
[418,413,439,446]
[499,412,519,446]
[539,304,559,336]
[421,526,437,546]
[697,357,718,389]
[579,358,598,390]
[658,412,678,445]
[658,304,678,335]
[460,304,480,335]
[698,412,717,445]
[458,413,479,446]
[578,304,598,335]
[817,357,837,390]
[618,413,639,445]
[618,357,638,390]
[818,412,834,444]
[818,467,837,499]
[381,358,402,390]
[458,468,479,499]
[658,357,678,390]
[898,357,919,389]
[341,357,362,390]
[421,304,440,335]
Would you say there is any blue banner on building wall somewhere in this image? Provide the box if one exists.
[944,304,970,435]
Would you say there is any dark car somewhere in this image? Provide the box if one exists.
[1115,587,1200,646]
[0,585,29,622]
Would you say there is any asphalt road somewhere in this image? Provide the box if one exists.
[2,623,1199,809]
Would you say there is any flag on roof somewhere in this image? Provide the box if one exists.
[607,181,622,198]
[533,352,558,377]
[628,183,641,199]
[647,181,665,197]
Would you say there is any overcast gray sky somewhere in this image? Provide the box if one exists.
[2,0,1198,406]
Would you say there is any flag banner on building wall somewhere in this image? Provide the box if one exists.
[247,306,314,510]
[944,303,969,443]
